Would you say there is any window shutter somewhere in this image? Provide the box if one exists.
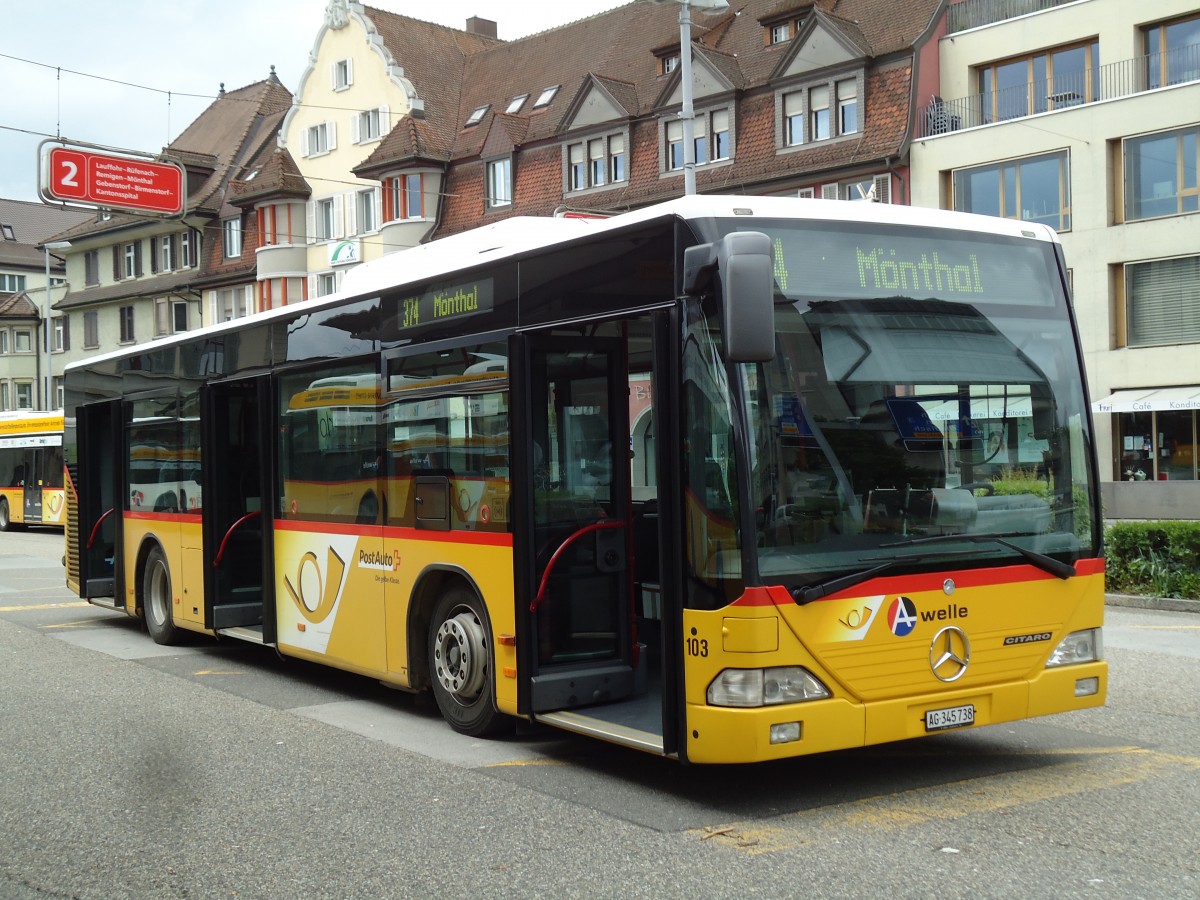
[112,246,121,281]
[62,316,70,352]
[150,237,159,273]
[345,191,358,235]
[351,112,361,145]
[333,194,345,239]
[379,105,390,133]
[821,184,839,200]
[135,241,143,277]
[873,173,891,204]
[306,201,316,242]
[327,120,338,151]
[1128,256,1200,346]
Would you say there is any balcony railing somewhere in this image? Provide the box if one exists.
[918,44,1200,138]
[947,0,1079,34]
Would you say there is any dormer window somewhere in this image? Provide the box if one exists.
[660,54,679,75]
[769,23,791,44]
[533,86,559,109]
[465,105,489,127]
[506,94,529,114]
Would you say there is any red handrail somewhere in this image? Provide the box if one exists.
[86,507,116,550]
[530,519,626,613]
[213,510,262,568]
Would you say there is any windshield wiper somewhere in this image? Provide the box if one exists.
[879,532,1075,580]
[792,548,983,605]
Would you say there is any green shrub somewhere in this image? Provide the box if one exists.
[1104,521,1200,598]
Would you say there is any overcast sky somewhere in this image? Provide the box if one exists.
[0,0,630,203]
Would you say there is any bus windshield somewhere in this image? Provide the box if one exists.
[735,219,1096,588]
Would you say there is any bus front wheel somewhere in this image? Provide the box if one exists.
[428,587,507,737]
[143,545,180,645]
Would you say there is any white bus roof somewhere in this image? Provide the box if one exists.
[66,195,1059,374]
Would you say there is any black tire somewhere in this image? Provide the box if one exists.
[143,545,180,645]
[0,497,13,532]
[428,586,507,736]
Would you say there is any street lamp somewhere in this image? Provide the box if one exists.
[655,0,730,196]
[41,240,71,410]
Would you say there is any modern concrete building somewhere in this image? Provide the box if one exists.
[910,0,1200,519]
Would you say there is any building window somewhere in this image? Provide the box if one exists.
[0,273,25,292]
[52,316,69,352]
[304,121,336,157]
[506,94,529,114]
[123,242,139,279]
[180,230,199,268]
[952,150,1071,231]
[666,120,684,170]
[160,235,175,271]
[15,382,33,410]
[977,40,1100,123]
[356,107,383,143]
[784,92,804,145]
[357,189,378,233]
[332,58,352,91]
[119,305,135,343]
[83,311,98,348]
[222,217,242,258]
[835,174,891,203]
[53,377,64,410]
[84,249,99,285]
[1124,125,1199,221]
[387,173,425,221]
[317,272,337,297]
[316,198,337,241]
[0,330,7,353]
[1116,410,1198,482]
[0,382,7,410]
[769,23,791,45]
[1126,255,1200,348]
[659,54,679,76]
[838,79,858,134]
[1,224,13,240]
[13,329,32,353]
[533,86,559,108]
[1144,13,1200,90]
[216,287,252,322]
[566,132,628,192]
[486,158,512,208]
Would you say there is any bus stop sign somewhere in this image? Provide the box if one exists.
[40,142,185,217]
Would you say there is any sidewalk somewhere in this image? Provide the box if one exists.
[1106,592,1200,614]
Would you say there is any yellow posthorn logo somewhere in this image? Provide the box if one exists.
[284,547,346,624]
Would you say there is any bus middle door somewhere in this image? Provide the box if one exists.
[521,334,635,713]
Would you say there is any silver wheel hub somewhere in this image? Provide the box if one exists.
[148,563,168,626]
[433,610,487,702]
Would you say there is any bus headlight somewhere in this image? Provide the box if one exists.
[1046,628,1102,667]
[707,667,831,707]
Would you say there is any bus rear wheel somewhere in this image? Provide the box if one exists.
[0,498,12,531]
[143,545,180,645]
[428,587,507,737]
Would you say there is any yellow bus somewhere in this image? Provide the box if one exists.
[63,196,1106,763]
[0,410,65,530]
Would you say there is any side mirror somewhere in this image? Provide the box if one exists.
[683,231,775,363]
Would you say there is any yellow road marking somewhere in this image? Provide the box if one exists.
[0,601,89,612]
[194,670,245,677]
[485,758,569,768]
[690,746,1200,855]
[1128,625,1200,630]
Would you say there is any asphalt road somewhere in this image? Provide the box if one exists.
[1,527,1197,899]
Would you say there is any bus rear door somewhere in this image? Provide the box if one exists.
[77,401,123,603]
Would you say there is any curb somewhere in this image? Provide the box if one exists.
[1105,593,1200,614]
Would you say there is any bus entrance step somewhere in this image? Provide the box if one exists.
[212,602,263,630]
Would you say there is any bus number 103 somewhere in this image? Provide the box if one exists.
[686,637,709,657]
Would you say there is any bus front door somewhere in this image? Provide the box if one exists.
[77,401,123,602]
[22,449,43,524]
[521,335,639,715]
[202,377,273,641]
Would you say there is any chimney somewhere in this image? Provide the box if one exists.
[466,16,497,38]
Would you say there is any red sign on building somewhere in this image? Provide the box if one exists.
[41,144,185,216]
